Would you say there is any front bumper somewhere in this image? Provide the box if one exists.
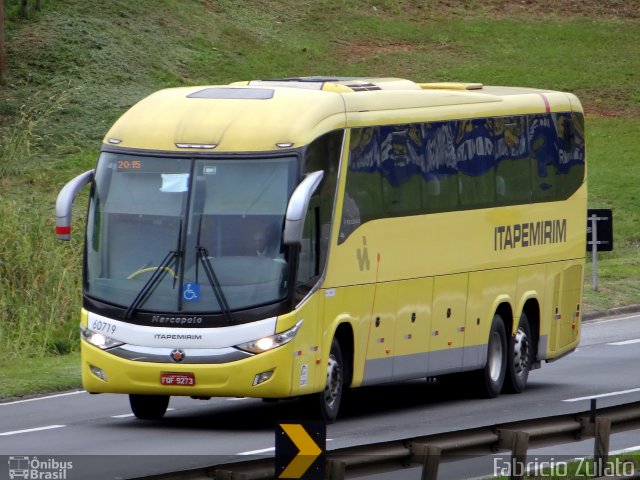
[81,340,295,398]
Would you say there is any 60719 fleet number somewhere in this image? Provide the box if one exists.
[91,319,116,335]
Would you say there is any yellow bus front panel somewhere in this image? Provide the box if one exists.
[81,339,296,398]
[80,293,327,399]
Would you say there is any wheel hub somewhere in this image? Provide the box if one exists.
[513,328,530,376]
[488,331,503,382]
[324,354,342,408]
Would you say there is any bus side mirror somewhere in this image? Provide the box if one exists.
[283,170,324,245]
[55,169,95,240]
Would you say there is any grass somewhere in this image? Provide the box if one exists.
[0,0,638,397]
[0,352,80,400]
[582,118,640,311]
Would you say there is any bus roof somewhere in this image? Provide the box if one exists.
[103,77,582,153]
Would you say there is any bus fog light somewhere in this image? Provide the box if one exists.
[253,370,274,386]
[90,365,108,382]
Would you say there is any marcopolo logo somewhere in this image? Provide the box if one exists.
[8,456,73,480]
[151,315,203,325]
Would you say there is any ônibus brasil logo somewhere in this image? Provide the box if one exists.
[8,456,73,480]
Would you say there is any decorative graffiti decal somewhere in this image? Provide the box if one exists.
[340,113,585,243]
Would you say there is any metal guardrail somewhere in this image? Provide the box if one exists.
[136,400,640,480]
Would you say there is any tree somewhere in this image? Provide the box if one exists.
[0,0,6,85]
[1,1,44,84]
[21,0,41,17]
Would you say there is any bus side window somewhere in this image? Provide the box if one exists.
[296,204,320,291]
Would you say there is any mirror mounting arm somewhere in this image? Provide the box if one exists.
[283,170,324,245]
[55,169,95,240]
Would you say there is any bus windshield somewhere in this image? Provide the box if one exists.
[85,152,298,316]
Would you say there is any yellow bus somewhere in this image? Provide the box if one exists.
[56,77,586,422]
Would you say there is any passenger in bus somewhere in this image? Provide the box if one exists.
[339,192,361,241]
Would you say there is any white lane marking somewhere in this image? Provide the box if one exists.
[611,445,640,455]
[227,397,249,401]
[563,387,640,402]
[238,438,333,456]
[0,390,85,406]
[239,447,275,455]
[586,314,640,325]
[608,339,640,346]
[0,425,66,436]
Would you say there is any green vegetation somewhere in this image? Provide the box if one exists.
[0,351,80,399]
[0,0,638,396]
[583,118,640,311]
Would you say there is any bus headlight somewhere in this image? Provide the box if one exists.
[80,326,124,349]
[235,320,302,354]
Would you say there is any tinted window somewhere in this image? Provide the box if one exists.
[340,112,585,243]
[296,130,343,293]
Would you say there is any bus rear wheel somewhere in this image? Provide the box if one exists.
[129,394,170,420]
[474,314,507,398]
[503,312,531,393]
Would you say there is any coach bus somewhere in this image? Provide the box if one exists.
[56,77,586,421]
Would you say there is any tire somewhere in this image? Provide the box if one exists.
[129,394,170,420]
[503,312,532,394]
[473,314,507,398]
[301,338,344,423]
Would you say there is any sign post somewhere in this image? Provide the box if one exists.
[275,422,325,480]
[586,209,613,291]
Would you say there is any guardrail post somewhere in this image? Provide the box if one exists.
[590,212,599,291]
[327,459,346,480]
[594,417,611,477]
[213,469,232,480]
[419,445,441,480]
[497,430,529,480]
[578,399,598,437]
[213,469,247,480]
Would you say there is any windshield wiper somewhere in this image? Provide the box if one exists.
[124,249,181,319]
[196,246,234,323]
[193,213,234,323]
[124,221,183,320]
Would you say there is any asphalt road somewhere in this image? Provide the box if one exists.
[1,313,639,479]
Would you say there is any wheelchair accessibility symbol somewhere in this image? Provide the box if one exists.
[183,283,201,302]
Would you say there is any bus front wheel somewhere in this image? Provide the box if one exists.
[129,394,170,420]
[474,314,507,398]
[301,338,344,423]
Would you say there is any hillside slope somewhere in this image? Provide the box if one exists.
[0,0,638,360]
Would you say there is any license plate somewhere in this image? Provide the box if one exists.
[160,372,195,386]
